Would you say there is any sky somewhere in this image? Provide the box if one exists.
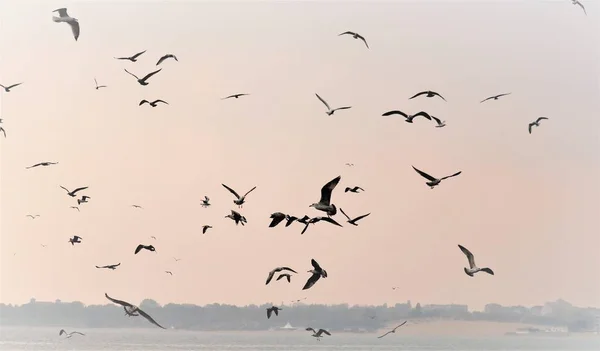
[0,0,598,311]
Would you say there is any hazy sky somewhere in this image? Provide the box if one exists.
[0,0,598,311]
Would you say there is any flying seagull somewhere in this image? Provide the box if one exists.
[59,329,85,338]
[412,166,462,189]
[70,206,80,211]
[266,267,298,285]
[200,196,211,208]
[156,54,178,65]
[269,212,288,228]
[382,110,432,123]
[306,328,331,340]
[77,195,91,205]
[222,184,257,208]
[300,216,343,235]
[345,163,354,167]
[139,99,168,107]
[94,78,107,90]
[572,0,587,15]
[277,273,292,283]
[338,31,369,48]
[52,8,80,41]
[134,244,156,254]
[431,115,446,128]
[409,91,446,101]
[339,208,370,226]
[96,263,121,270]
[68,235,82,245]
[377,321,407,338]
[480,93,511,103]
[222,93,249,100]
[41,244,48,248]
[173,257,181,262]
[202,225,212,234]
[0,82,23,92]
[124,68,162,86]
[165,271,173,275]
[60,185,88,197]
[458,245,494,277]
[104,293,166,329]
[315,93,351,116]
[266,306,282,319]
[114,50,147,62]
[131,205,143,209]
[344,186,364,193]
[26,162,58,169]
[26,214,40,219]
[150,236,157,240]
[528,117,549,134]
[225,210,247,226]
[309,175,341,216]
[302,259,327,290]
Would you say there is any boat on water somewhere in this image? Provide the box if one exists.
[505,327,569,337]
[270,322,299,331]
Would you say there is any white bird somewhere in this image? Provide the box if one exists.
[265,267,298,285]
[412,166,461,189]
[52,8,80,41]
[59,329,85,338]
[528,117,549,134]
[305,327,331,340]
[338,31,369,48]
[309,175,341,216]
[431,115,446,128]
[458,245,494,277]
[104,293,166,329]
[222,184,257,208]
[377,321,407,338]
[572,0,587,15]
[315,94,351,116]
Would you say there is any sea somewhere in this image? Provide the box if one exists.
[0,327,599,351]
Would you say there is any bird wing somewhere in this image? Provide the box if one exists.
[358,35,369,48]
[69,21,80,41]
[137,308,166,329]
[536,117,548,123]
[281,267,297,274]
[319,175,341,205]
[60,185,70,193]
[440,171,462,180]
[156,55,168,65]
[480,268,494,275]
[202,226,209,234]
[311,259,322,271]
[332,106,352,112]
[393,321,408,331]
[53,8,69,17]
[124,68,139,80]
[96,265,107,269]
[71,187,88,195]
[59,329,66,336]
[319,216,342,227]
[412,166,437,182]
[276,274,290,282]
[338,31,355,36]
[382,110,408,118]
[73,235,82,240]
[104,293,133,307]
[265,270,277,285]
[431,115,442,125]
[412,111,432,120]
[306,327,316,333]
[458,245,476,269]
[409,91,427,100]
[129,50,146,59]
[141,69,162,81]
[241,186,257,199]
[0,127,5,137]
[528,123,534,134]
[315,93,331,111]
[352,213,371,222]
[7,83,23,89]
[480,96,494,103]
[302,273,321,290]
[154,100,169,105]
[139,100,149,106]
[71,332,85,336]
[301,222,310,235]
[267,308,272,319]
[433,92,446,101]
[378,330,393,338]
[339,208,351,221]
[576,1,587,15]
[134,244,144,254]
[319,329,331,336]
[222,184,241,199]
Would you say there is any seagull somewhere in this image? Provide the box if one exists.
[409,91,446,101]
[266,306,282,319]
[345,163,354,167]
[134,244,156,254]
[431,115,446,128]
[528,117,549,134]
[52,8,80,41]
[41,244,48,248]
[104,293,166,329]
[132,205,143,209]
[480,93,511,103]
[339,208,370,226]
[0,82,23,92]
[94,78,107,90]
[60,186,88,197]
[124,68,162,86]
[302,259,327,290]
[26,162,58,169]
[26,214,40,219]
[150,236,157,240]
[377,321,407,338]
[315,93,351,116]
[411,166,462,189]
[300,216,343,235]
[59,329,85,338]
[392,286,401,290]
[139,99,168,107]
[572,0,587,15]
[382,110,432,123]
[309,175,341,216]
[344,186,364,193]
[77,195,91,205]
[70,206,80,211]
[222,184,257,208]
[338,31,369,48]
[269,212,288,227]
[200,196,211,208]
[96,263,121,270]
[225,210,247,226]
[68,235,82,245]
[201,225,212,234]
[305,328,331,340]
[458,245,494,277]
[277,273,292,283]
[173,257,181,262]
[266,267,298,285]
[114,50,147,62]
[222,93,249,100]
[156,54,178,65]
[165,271,173,275]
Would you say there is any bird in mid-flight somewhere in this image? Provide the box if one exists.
[77,195,91,205]
[528,117,549,134]
[572,0,586,15]
[104,293,166,329]
[96,263,121,270]
[124,68,162,86]
[339,208,370,226]
[303,259,327,290]
[409,91,446,101]
[310,175,341,217]
[382,110,432,123]
[458,245,494,277]
[412,166,462,189]
[131,205,143,209]
[344,186,364,193]
[338,31,369,48]
[266,267,298,285]
[377,321,407,338]
[70,206,80,212]
[269,212,289,228]
[222,93,249,100]
[68,235,82,245]
[134,244,156,254]
[139,99,168,107]
[431,115,446,128]
[306,327,331,340]
[165,271,173,275]
[26,214,40,219]
[315,93,351,116]
[94,78,107,90]
[52,8,80,41]
[156,54,178,65]
[26,162,58,169]
[59,329,85,338]
[222,184,257,208]
[480,93,511,103]
[266,306,282,319]
[0,82,23,92]
[201,225,212,234]
[200,196,211,208]
[114,50,147,62]
[60,185,88,197]
[225,210,247,226]
[300,216,343,235]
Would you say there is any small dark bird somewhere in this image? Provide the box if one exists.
[412,166,462,189]
[26,162,58,169]
[59,329,85,338]
[344,186,364,193]
[202,225,212,234]
[156,54,178,65]
[269,212,288,227]
[200,196,211,208]
[266,267,298,285]
[26,214,40,219]
[378,321,407,338]
[114,50,147,62]
[134,244,156,254]
[225,210,247,226]
[480,93,511,103]
[306,327,331,340]
[382,110,432,123]
[222,184,257,208]
[316,93,351,116]
[339,208,370,226]
[77,195,91,205]
[41,244,48,248]
[96,263,121,270]
[528,117,549,134]
[338,31,369,48]
[60,185,88,197]
[458,244,494,277]
[104,293,166,329]
[165,271,173,275]
[132,205,143,209]
[0,82,23,92]
[300,216,343,235]
[94,78,107,90]
[173,257,181,262]
[277,273,292,283]
[431,115,446,128]
[345,163,354,167]
[150,236,157,240]
[139,99,168,107]
[266,306,282,319]
[302,259,327,290]
[124,68,162,86]
[68,235,82,245]
[222,93,249,100]
[70,206,80,211]
[409,91,446,101]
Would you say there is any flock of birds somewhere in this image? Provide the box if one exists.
[1,1,590,343]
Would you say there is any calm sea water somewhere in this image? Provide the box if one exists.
[1,327,599,351]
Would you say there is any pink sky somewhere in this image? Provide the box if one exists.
[0,1,598,311]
